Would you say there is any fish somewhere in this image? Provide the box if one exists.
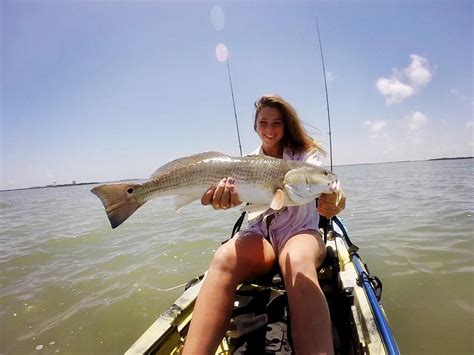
[91,151,339,229]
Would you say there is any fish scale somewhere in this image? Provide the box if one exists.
[91,151,338,229]
[140,156,286,199]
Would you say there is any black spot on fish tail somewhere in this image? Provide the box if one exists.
[91,183,145,229]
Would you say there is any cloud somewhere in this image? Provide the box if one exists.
[451,88,474,106]
[466,121,474,129]
[404,55,432,86]
[376,78,415,104]
[407,111,428,130]
[376,54,432,104]
[364,120,388,141]
[406,111,428,145]
[364,120,387,132]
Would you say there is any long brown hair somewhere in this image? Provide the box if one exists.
[254,94,326,155]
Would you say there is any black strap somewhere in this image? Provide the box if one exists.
[333,216,359,253]
[232,210,246,235]
[222,210,247,245]
[318,214,330,243]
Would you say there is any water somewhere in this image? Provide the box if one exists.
[1,159,473,354]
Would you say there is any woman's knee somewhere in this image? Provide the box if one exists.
[208,234,276,281]
[282,253,318,280]
[208,242,239,275]
[279,232,327,277]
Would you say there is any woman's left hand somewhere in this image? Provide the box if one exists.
[318,190,346,218]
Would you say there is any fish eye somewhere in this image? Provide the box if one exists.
[127,188,134,194]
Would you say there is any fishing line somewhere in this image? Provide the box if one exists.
[221,46,246,236]
[225,56,243,156]
[153,282,188,292]
[315,16,337,242]
[315,17,333,171]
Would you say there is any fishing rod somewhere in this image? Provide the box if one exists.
[317,26,398,351]
[334,217,399,355]
[218,44,246,237]
[225,54,243,157]
[315,17,333,171]
[314,17,336,241]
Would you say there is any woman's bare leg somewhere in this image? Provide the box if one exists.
[183,233,276,355]
[278,231,334,355]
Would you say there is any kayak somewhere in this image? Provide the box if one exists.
[125,216,399,354]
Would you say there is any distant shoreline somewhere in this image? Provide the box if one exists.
[427,156,473,161]
[1,157,472,192]
[0,179,141,193]
[335,156,473,168]
[0,182,101,193]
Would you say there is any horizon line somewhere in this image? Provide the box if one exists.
[1,156,472,193]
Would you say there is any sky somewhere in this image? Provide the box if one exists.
[1,0,472,190]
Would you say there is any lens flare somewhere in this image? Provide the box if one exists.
[216,43,228,62]
[210,5,225,31]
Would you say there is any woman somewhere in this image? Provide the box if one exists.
[183,95,345,354]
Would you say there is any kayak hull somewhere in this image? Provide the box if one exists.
[126,219,397,354]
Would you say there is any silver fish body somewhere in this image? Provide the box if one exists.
[91,151,338,229]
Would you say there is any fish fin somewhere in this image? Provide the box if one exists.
[91,183,145,229]
[174,195,198,211]
[247,210,266,221]
[270,188,285,210]
[150,151,227,179]
[240,203,269,213]
[240,204,270,221]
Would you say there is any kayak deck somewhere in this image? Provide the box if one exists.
[126,225,395,354]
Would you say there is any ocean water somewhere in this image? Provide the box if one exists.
[0,159,472,354]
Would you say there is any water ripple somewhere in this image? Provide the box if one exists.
[1,160,473,354]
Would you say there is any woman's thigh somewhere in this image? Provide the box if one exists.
[277,230,326,278]
[211,231,277,282]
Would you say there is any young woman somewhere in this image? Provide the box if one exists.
[183,94,345,355]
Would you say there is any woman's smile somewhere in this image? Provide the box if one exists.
[256,106,285,156]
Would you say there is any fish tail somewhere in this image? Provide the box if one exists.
[91,183,145,229]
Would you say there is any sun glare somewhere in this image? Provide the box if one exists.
[216,43,228,62]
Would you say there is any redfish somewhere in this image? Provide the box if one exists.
[91,151,338,229]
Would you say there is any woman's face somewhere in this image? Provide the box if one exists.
[256,106,285,152]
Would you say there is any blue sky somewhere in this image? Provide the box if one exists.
[1,1,472,190]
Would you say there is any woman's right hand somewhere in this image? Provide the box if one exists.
[318,189,346,218]
[201,177,241,210]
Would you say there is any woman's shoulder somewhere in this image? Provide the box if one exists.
[298,149,322,166]
[245,147,321,166]
[283,148,319,163]
[246,147,263,156]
